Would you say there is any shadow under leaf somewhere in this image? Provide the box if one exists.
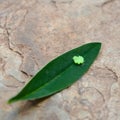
[18,96,51,114]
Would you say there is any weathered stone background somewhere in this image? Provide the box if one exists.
[0,0,120,120]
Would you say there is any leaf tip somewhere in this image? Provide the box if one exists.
[97,42,102,51]
[92,42,102,51]
[7,97,18,104]
[95,42,102,48]
[7,99,14,104]
[7,100,13,104]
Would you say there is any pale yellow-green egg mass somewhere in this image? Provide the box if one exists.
[73,56,84,64]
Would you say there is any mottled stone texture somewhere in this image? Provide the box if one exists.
[0,0,120,120]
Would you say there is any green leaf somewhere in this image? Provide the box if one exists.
[8,42,101,103]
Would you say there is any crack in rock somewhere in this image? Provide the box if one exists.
[17,9,28,27]
[101,0,115,7]
[3,84,19,88]
[91,87,105,103]
[104,66,118,82]
[4,26,30,78]
[51,0,57,8]
[20,70,33,77]
[2,26,30,81]
[5,27,23,58]
[51,0,73,4]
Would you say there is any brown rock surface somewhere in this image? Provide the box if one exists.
[0,0,120,120]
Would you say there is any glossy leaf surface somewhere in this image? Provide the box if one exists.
[8,42,101,103]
